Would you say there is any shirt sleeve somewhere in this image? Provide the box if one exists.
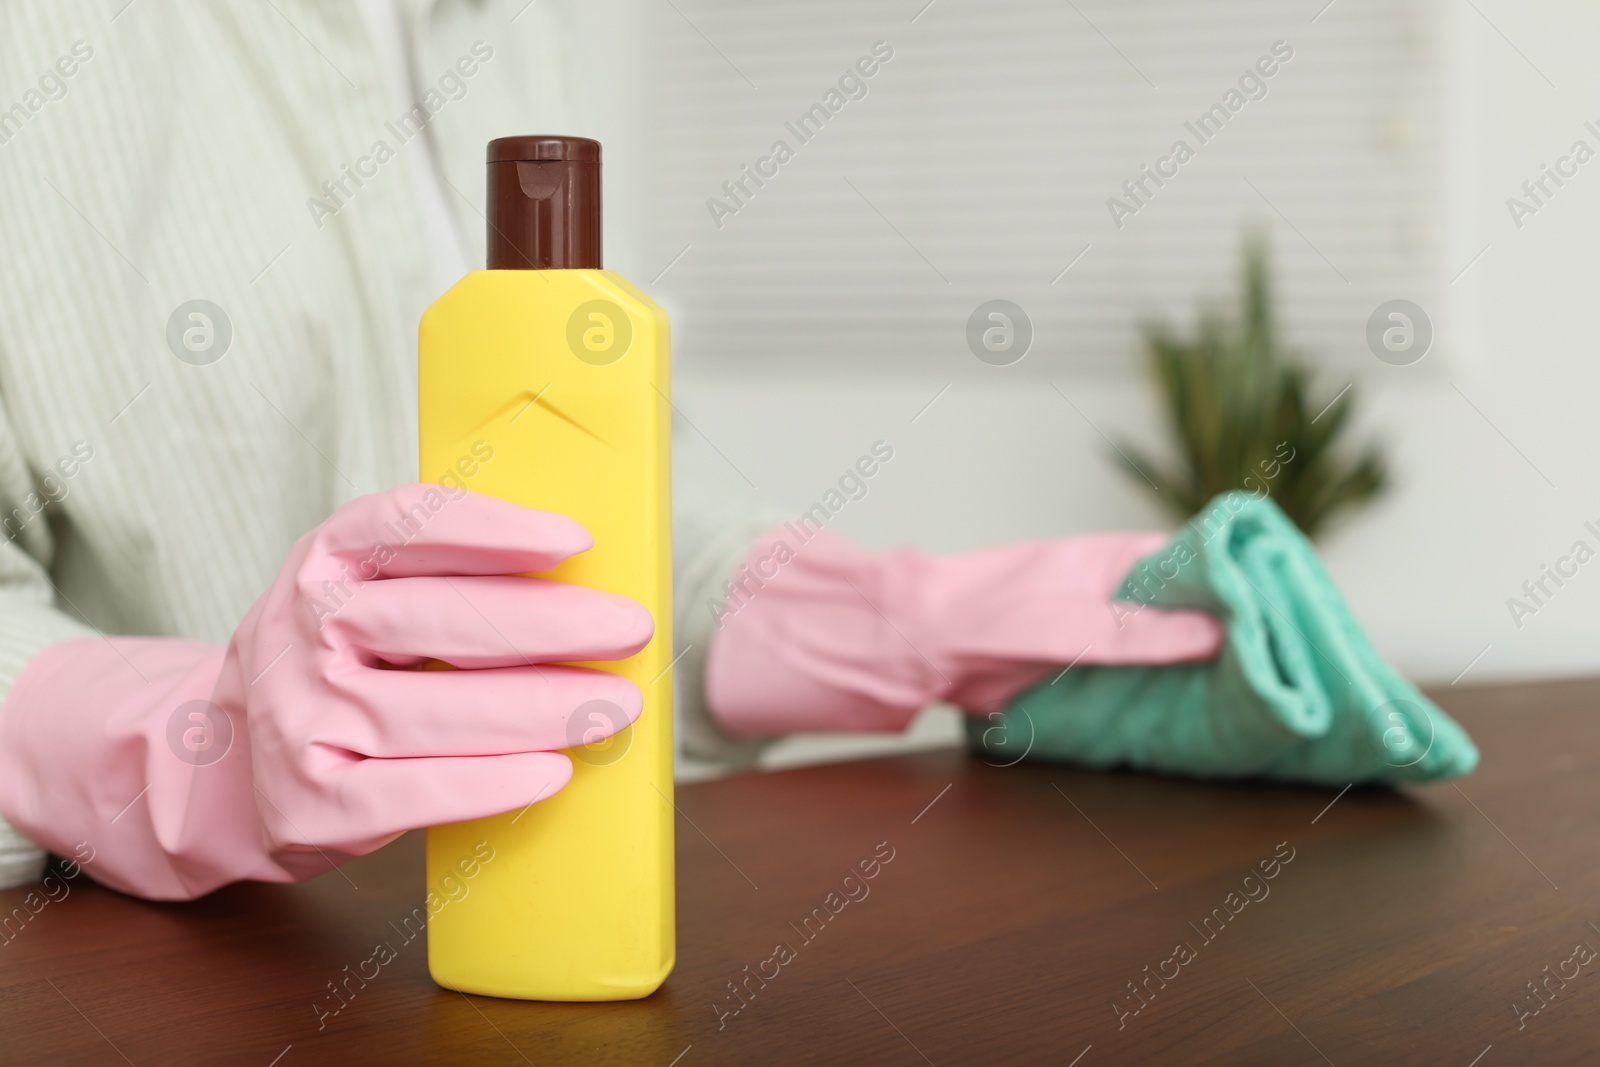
[673,504,784,772]
[669,419,787,774]
[0,400,97,888]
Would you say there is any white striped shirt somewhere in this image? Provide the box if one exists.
[0,0,767,889]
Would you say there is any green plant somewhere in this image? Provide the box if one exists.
[1115,237,1387,540]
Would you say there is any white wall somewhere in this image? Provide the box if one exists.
[1380,0,1600,685]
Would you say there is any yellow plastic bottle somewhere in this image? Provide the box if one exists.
[417,136,673,1000]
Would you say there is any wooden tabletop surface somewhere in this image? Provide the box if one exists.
[2,676,1597,1065]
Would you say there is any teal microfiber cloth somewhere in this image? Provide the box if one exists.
[967,492,1477,785]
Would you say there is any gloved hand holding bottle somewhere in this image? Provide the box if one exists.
[705,527,1224,736]
[0,485,652,901]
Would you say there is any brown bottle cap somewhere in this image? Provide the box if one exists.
[486,136,601,270]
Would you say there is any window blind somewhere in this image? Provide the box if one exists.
[647,0,1443,375]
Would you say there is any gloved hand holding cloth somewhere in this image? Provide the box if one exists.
[709,492,1476,788]
[973,493,1478,785]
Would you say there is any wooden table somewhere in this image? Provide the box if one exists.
[3,677,1597,1065]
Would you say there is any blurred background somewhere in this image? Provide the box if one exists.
[551,0,1600,768]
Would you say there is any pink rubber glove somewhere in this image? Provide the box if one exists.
[705,528,1222,736]
[0,486,652,900]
